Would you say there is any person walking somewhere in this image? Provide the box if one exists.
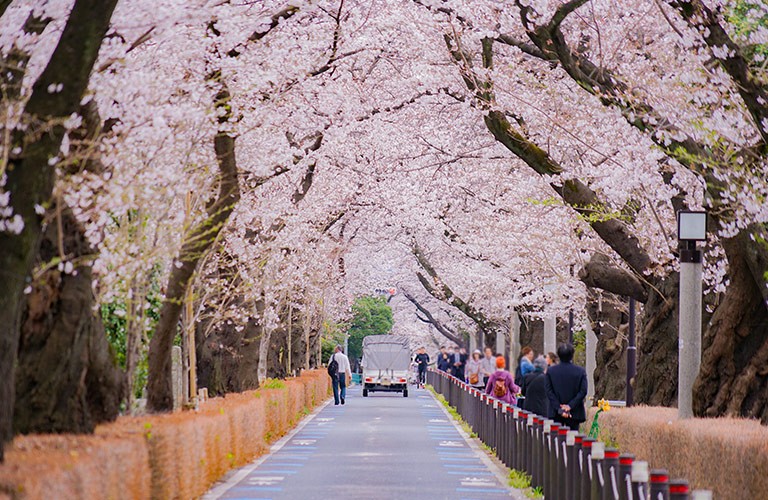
[437,346,451,373]
[521,356,548,417]
[330,345,352,406]
[485,357,520,406]
[414,347,430,388]
[465,350,485,389]
[481,347,496,386]
[545,343,588,430]
[452,347,466,380]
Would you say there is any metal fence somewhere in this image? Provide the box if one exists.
[427,369,713,500]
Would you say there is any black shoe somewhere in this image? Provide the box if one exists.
[334,402,339,405]
[341,397,345,405]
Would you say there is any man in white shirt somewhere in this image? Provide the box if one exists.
[330,345,352,405]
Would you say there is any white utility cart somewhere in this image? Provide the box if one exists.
[361,335,411,398]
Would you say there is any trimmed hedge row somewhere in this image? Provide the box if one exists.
[0,370,330,499]
[592,406,768,499]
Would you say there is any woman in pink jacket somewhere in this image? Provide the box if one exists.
[485,356,520,405]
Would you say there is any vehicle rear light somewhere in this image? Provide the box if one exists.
[365,378,373,382]
[399,378,406,383]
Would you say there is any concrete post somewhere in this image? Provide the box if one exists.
[469,329,477,354]
[496,327,507,359]
[510,313,521,376]
[172,345,182,411]
[678,245,703,419]
[585,322,597,404]
[544,315,557,356]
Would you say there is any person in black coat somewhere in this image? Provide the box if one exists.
[436,346,451,372]
[521,356,548,417]
[544,343,588,431]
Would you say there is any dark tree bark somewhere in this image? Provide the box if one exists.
[0,0,117,460]
[14,203,125,434]
[147,85,240,411]
[412,241,502,346]
[403,291,466,347]
[694,230,768,422]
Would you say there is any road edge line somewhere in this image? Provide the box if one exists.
[426,388,529,500]
[202,395,334,499]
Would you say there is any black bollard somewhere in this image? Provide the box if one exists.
[565,430,578,499]
[524,413,534,476]
[590,441,605,500]
[530,417,540,488]
[618,453,634,500]
[557,427,568,500]
[602,448,620,500]
[580,437,595,500]
[650,469,670,500]
[515,408,524,471]
[548,423,561,500]
[669,479,690,500]
[570,434,584,500]
[543,421,552,498]
[631,460,649,500]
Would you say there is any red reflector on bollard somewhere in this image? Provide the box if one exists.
[670,483,689,494]
[575,436,583,444]
[605,450,620,459]
[651,473,669,483]
[619,457,633,465]
[582,439,592,448]
[558,428,568,435]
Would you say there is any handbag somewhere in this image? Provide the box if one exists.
[469,373,479,385]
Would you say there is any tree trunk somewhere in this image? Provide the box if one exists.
[694,230,768,422]
[14,203,125,434]
[147,119,240,412]
[0,0,117,460]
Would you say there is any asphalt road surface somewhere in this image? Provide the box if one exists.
[204,384,520,500]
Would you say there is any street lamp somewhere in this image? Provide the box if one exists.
[677,210,707,419]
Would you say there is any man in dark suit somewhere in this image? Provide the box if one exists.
[544,343,588,431]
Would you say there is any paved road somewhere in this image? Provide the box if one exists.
[204,384,520,500]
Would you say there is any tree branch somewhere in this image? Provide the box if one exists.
[403,291,464,346]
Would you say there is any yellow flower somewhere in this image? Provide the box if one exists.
[597,398,611,412]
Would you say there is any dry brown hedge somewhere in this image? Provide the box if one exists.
[590,406,768,499]
[0,370,330,499]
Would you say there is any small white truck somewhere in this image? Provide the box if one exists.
[361,335,411,397]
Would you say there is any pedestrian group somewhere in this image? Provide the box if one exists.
[431,342,588,431]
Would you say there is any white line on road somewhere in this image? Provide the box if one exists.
[202,396,333,500]
[427,389,528,500]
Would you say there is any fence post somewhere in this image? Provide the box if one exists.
[591,441,605,500]
[565,430,578,499]
[618,453,634,500]
[572,434,584,500]
[650,469,670,500]
[557,427,568,500]
[631,460,649,500]
[580,437,595,500]
[669,479,690,500]
[542,420,552,497]
[514,408,523,470]
[548,423,560,500]
[530,417,539,487]
[603,448,620,500]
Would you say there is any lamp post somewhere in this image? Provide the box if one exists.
[677,210,707,419]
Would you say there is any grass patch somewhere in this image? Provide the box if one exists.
[508,469,544,499]
[262,378,285,389]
